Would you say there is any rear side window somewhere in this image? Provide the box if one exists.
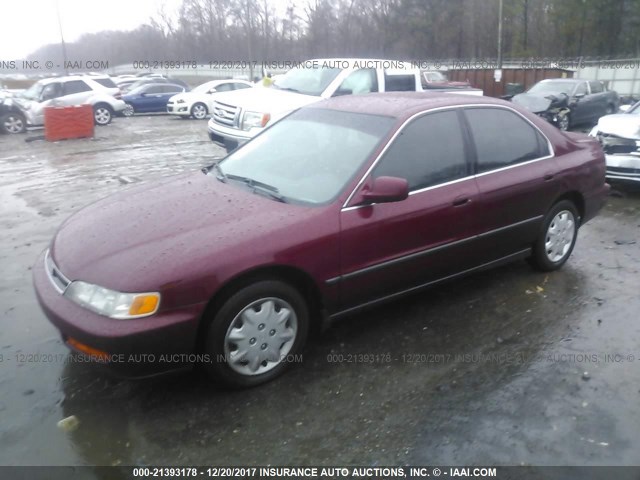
[233,83,251,90]
[372,110,468,191]
[385,74,417,92]
[215,83,234,92]
[465,108,550,173]
[163,85,182,93]
[146,85,164,94]
[63,80,91,95]
[94,78,117,88]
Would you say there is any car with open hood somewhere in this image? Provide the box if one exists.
[33,92,609,387]
[512,79,619,130]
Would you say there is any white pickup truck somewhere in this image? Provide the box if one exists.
[207,58,483,151]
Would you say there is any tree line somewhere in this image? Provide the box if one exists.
[27,0,640,67]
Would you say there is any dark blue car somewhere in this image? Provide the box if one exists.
[122,83,188,116]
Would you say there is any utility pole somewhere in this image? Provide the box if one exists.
[497,0,503,69]
[56,0,69,74]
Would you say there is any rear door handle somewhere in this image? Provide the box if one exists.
[452,196,470,207]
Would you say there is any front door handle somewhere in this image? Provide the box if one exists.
[543,172,555,181]
[452,196,470,207]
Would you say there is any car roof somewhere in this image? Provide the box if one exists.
[309,92,513,120]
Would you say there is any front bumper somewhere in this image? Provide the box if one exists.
[605,154,640,182]
[207,118,253,150]
[167,103,190,116]
[33,249,207,377]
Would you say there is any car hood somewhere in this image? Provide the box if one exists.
[50,172,319,293]
[512,92,568,113]
[169,92,208,103]
[595,113,640,139]
[214,87,319,114]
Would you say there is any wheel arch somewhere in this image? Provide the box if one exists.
[551,191,585,223]
[195,264,326,350]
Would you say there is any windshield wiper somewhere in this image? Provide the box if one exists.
[225,174,287,203]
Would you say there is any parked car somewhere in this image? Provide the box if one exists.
[421,71,471,89]
[167,79,253,119]
[122,83,187,116]
[0,91,27,134]
[512,78,619,130]
[121,77,189,94]
[589,100,640,183]
[33,93,608,387]
[207,58,483,152]
[14,75,126,126]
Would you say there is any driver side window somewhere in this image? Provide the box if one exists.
[574,82,588,96]
[41,83,62,101]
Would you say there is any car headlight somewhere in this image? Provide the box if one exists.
[176,99,185,104]
[64,280,160,319]
[241,111,271,131]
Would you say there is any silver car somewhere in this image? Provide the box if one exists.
[16,75,126,126]
[590,101,640,183]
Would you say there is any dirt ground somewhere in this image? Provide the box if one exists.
[0,114,639,469]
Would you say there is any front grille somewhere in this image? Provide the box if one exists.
[598,133,638,154]
[45,250,70,293]
[212,101,240,127]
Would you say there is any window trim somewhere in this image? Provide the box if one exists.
[341,104,555,211]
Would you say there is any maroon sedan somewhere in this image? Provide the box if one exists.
[34,92,609,387]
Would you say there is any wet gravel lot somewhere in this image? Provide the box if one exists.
[0,114,639,468]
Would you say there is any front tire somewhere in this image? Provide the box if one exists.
[0,111,26,134]
[203,280,309,388]
[191,102,208,120]
[93,104,113,125]
[529,200,579,271]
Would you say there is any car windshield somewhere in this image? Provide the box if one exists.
[273,67,342,96]
[21,81,44,100]
[528,81,576,96]
[213,108,395,205]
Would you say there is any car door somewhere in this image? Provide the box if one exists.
[332,68,379,96]
[570,81,593,124]
[134,85,163,112]
[338,109,481,310]
[463,106,560,262]
[589,81,608,118]
[59,79,93,107]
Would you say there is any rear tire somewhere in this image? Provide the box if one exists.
[203,280,309,388]
[529,200,579,271]
[93,104,113,125]
[122,103,135,117]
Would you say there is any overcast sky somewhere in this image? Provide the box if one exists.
[0,0,185,59]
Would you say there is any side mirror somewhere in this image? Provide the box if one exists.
[361,176,409,204]
[574,93,585,100]
[208,88,217,94]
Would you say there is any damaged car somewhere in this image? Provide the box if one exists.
[590,100,640,183]
[512,79,619,131]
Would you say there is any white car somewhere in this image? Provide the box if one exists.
[16,75,126,126]
[166,79,253,120]
[590,101,640,183]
